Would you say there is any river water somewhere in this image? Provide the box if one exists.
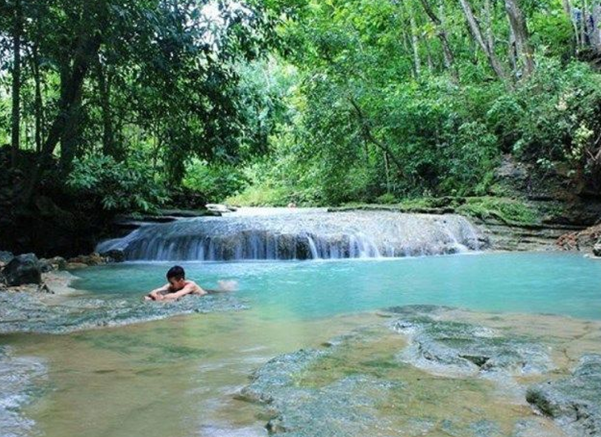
[2,249,601,435]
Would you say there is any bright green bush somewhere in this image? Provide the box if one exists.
[491,59,601,187]
[183,160,249,203]
[226,184,292,206]
[67,153,169,212]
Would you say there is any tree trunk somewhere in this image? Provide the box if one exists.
[348,98,405,176]
[30,44,44,153]
[11,0,23,167]
[407,2,422,77]
[458,0,509,82]
[504,0,535,78]
[508,25,518,74]
[418,0,458,79]
[59,92,83,173]
[424,34,434,71]
[581,0,588,48]
[483,0,495,53]
[97,58,117,159]
[24,16,103,203]
[563,0,581,50]
[383,149,391,194]
[592,5,601,52]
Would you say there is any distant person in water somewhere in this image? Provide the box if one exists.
[144,265,207,301]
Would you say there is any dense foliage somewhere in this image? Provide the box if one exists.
[227,0,601,205]
[0,0,289,210]
[2,0,601,210]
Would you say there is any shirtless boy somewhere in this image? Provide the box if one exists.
[145,265,207,301]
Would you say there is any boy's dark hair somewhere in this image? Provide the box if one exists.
[166,265,185,281]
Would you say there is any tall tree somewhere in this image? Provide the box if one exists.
[458,0,509,81]
[24,0,107,201]
[418,0,457,79]
[504,0,534,78]
[30,42,43,153]
[10,0,22,167]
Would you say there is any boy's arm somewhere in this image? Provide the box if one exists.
[161,283,196,301]
[148,284,170,299]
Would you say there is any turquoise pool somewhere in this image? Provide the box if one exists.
[74,252,601,320]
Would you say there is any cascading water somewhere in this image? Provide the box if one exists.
[97,209,487,261]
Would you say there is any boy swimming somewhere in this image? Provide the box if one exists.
[145,265,207,301]
[145,265,238,301]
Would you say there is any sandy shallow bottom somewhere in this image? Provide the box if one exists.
[1,307,601,437]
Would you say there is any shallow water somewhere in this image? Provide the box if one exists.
[5,311,380,437]
[2,252,601,437]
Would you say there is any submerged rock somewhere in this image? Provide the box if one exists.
[2,253,42,286]
[238,313,554,437]
[0,292,246,334]
[65,262,89,270]
[391,309,552,377]
[526,354,601,437]
[239,348,401,436]
[239,349,327,405]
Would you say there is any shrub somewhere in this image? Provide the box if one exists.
[67,153,169,212]
[183,160,249,203]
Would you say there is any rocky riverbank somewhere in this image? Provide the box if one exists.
[0,250,122,293]
[0,250,246,334]
[238,306,601,437]
[329,155,601,254]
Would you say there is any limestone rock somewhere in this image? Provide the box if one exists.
[100,249,125,263]
[65,262,88,270]
[2,253,42,286]
[38,257,67,273]
[392,311,552,377]
[37,283,54,294]
[593,240,601,257]
[0,250,14,264]
[67,252,105,266]
[526,354,601,437]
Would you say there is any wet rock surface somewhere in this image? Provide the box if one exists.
[38,256,67,273]
[2,253,42,286]
[0,346,47,437]
[67,252,106,266]
[593,240,601,257]
[239,348,402,437]
[240,348,328,405]
[527,354,601,437]
[0,250,14,264]
[388,306,553,377]
[0,292,246,334]
[239,306,567,437]
[99,249,125,262]
[98,211,486,261]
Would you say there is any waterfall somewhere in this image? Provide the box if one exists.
[97,209,487,261]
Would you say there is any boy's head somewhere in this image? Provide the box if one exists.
[166,265,186,289]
